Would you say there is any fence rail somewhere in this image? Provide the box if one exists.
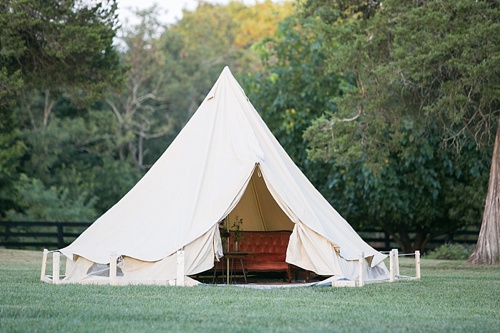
[357,227,479,251]
[0,221,479,251]
[0,221,91,249]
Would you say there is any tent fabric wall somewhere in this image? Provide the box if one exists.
[62,225,222,285]
[287,223,387,280]
[56,67,388,285]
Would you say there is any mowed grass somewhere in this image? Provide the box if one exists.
[1,249,499,333]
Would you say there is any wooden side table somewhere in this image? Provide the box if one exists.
[225,252,249,284]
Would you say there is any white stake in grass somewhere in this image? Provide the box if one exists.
[358,252,364,287]
[110,251,117,286]
[40,249,48,282]
[176,250,185,286]
[52,251,60,284]
[415,250,421,279]
[389,249,396,282]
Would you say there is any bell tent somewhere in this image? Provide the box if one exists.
[46,67,389,285]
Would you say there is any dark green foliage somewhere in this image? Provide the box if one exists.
[5,174,98,222]
[0,115,25,217]
[348,127,489,252]
[426,243,476,260]
[14,107,142,216]
[89,158,141,213]
[299,0,496,251]
[242,14,344,196]
[311,123,490,252]
[387,0,500,143]
[0,0,126,219]
[0,0,123,104]
[303,0,500,161]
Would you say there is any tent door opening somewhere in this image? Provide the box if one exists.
[224,165,294,232]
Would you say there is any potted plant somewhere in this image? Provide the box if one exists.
[231,216,243,251]
[219,218,230,252]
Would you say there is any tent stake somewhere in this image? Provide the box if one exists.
[110,251,117,286]
[53,251,60,284]
[415,250,421,279]
[395,249,400,278]
[40,249,48,282]
[389,249,395,282]
[358,252,364,287]
[176,250,185,286]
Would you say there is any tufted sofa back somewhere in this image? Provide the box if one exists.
[229,231,291,254]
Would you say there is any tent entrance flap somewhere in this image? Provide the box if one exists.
[227,165,294,231]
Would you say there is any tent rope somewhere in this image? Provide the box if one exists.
[380,251,418,257]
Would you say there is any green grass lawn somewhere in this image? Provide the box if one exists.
[1,249,499,333]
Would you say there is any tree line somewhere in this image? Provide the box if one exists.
[1,0,498,260]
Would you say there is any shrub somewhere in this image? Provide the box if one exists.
[426,243,475,260]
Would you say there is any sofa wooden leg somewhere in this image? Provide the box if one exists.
[287,265,292,283]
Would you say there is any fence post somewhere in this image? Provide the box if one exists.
[57,223,64,248]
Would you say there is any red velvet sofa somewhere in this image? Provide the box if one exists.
[226,230,293,281]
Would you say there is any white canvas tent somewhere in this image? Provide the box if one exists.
[48,67,388,285]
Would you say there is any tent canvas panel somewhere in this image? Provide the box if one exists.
[62,225,223,285]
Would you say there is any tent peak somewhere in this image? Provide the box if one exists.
[220,66,233,78]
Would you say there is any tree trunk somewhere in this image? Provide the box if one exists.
[469,117,500,264]
[43,90,55,127]
[413,230,428,253]
[388,230,413,253]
